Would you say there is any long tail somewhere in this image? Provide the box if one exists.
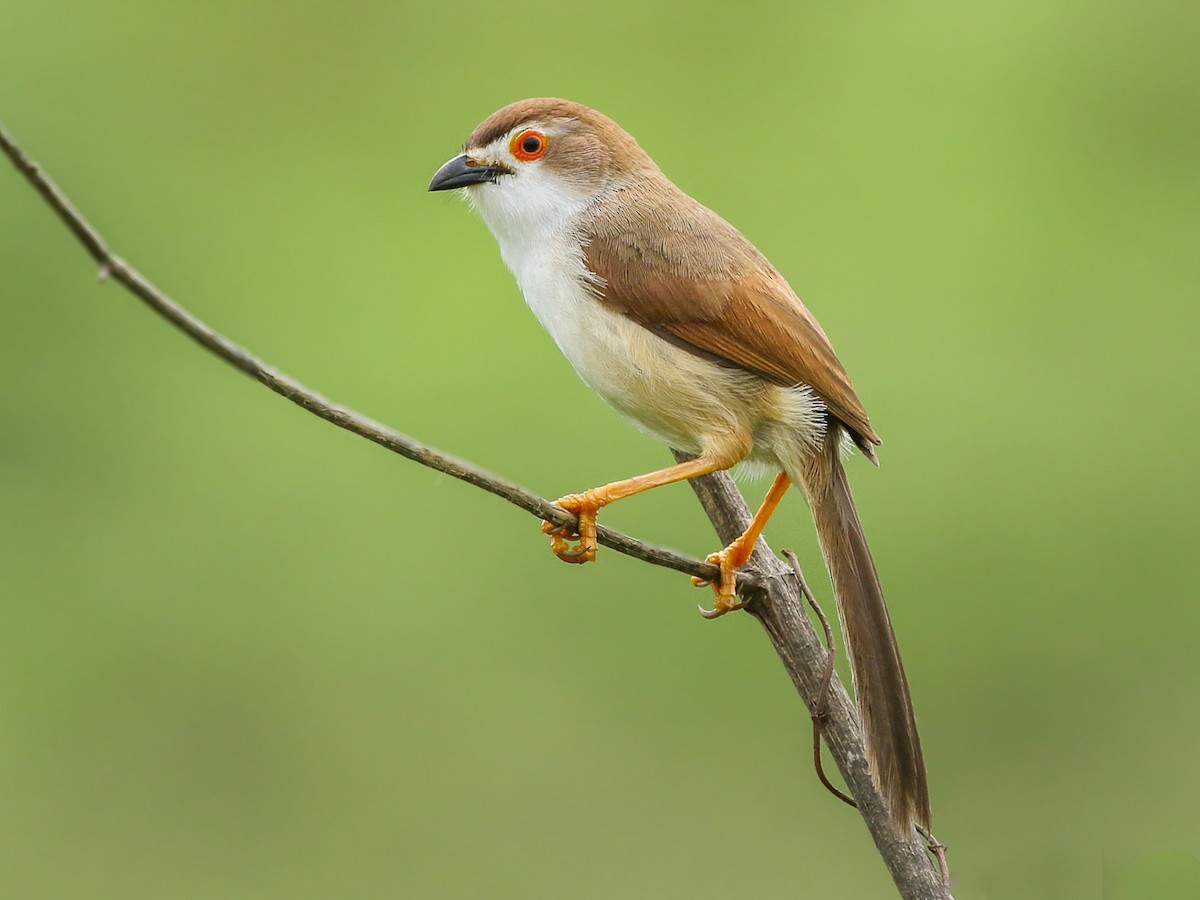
[791,428,930,832]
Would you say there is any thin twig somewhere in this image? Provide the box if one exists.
[3,122,946,899]
[916,824,952,896]
[783,549,857,810]
[0,123,725,588]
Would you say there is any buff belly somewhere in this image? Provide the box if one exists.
[522,262,826,467]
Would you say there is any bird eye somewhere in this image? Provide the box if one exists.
[511,129,548,161]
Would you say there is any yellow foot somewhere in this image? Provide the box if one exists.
[541,490,602,564]
[690,544,750,619]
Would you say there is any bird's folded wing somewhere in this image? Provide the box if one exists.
[583,183,879,452]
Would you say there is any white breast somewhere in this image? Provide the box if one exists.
[467,171,629,393]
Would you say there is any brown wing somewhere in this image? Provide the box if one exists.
[583,178,880,454]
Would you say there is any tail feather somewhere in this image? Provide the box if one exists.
[792,429,930,831]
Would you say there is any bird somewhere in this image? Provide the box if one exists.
[428,98,930,832]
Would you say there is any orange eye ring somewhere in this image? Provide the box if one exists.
[511,129,549,161]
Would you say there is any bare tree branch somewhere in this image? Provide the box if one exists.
[1,123,948,898]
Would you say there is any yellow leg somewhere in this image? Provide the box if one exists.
[693,470,792,618]
[541,455,731,564]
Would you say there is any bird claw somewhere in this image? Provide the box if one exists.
[554,542,596,564]
[541,492,601,564]
[697,599,744,619]
[692,547,747,619]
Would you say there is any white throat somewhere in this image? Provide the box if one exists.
[467,168,593,268]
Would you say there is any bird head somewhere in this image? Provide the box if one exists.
[429,98,656,240]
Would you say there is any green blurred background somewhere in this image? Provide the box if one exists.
[2,2,1197,897]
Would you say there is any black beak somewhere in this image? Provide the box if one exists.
[428,153,508,192]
